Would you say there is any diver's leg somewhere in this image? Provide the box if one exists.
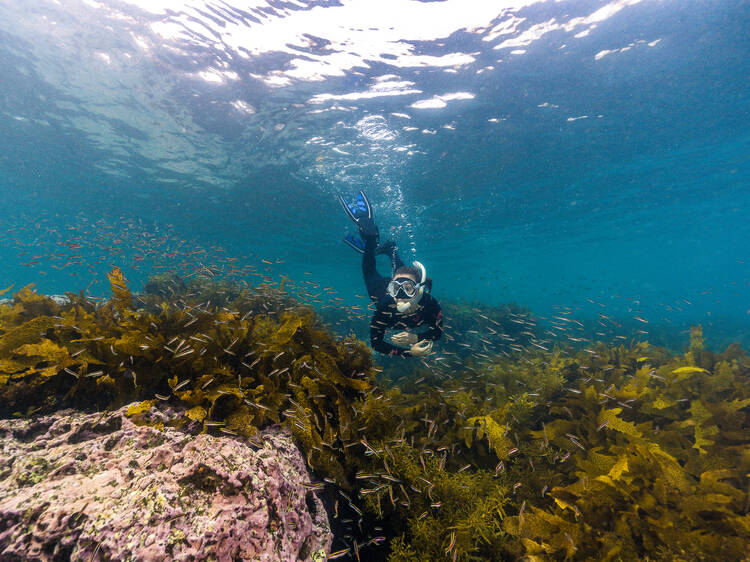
[360,220,389,300]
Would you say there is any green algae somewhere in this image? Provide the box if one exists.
[14,457,51,488]
[1,274,749,560]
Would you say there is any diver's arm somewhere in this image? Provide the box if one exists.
[418,300,443,342]
[370,312,410,356]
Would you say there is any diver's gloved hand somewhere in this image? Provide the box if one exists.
[376,239,397,256]
[391,331,419,346]
[357,216,379,242]
[409,340,433,357]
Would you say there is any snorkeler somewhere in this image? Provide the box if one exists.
[339,191,443,357]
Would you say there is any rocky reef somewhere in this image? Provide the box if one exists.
[0,404,331,561]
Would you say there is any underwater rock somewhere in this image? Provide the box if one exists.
[0,404,331,561]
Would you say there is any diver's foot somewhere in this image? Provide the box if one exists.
[357,216,379,242]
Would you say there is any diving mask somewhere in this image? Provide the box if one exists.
[387,278,418,299]
[389,261,427,313]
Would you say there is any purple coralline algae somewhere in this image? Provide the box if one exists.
[0,405,332,561]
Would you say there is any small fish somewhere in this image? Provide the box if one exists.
[154,393,170,401]
[370,536,386,546]
[445,531,456,554]
[327,548,350,560]
[349,503,363,516]
[293,419,310,432]
[360,438,380,458]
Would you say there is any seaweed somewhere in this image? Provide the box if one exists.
[1,273,749,561]
[337,332,750,560]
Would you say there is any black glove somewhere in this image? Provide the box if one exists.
[376,240,396,256]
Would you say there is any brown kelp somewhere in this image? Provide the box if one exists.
[348,330,750,560]
[1,271,749,560]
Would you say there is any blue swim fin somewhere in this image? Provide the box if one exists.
[338,191,372,224]
[343,232,366,254]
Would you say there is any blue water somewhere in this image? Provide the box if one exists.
[0,0,748,349]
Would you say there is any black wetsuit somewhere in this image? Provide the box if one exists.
[361,232,443,357]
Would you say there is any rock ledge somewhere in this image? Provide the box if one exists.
[0,405,331,561]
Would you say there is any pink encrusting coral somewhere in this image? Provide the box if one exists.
[0,405,332,561]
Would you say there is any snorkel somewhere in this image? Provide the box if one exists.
[395,261,427,313]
